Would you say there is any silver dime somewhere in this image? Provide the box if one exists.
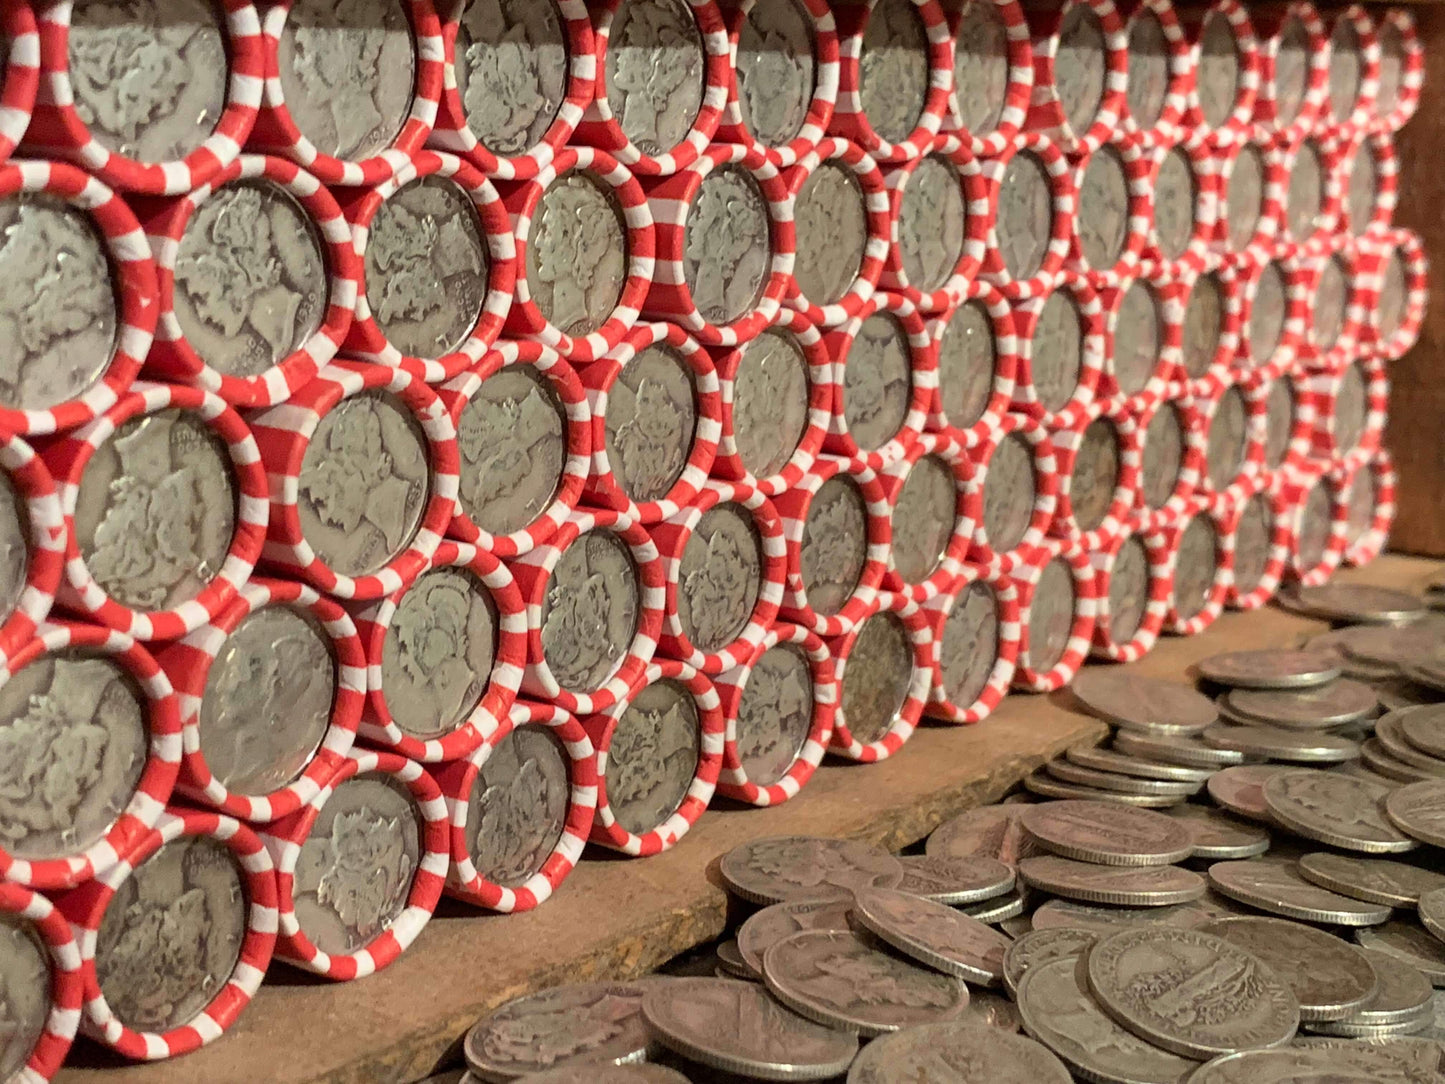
[1112,281,1161,395]
[1070,670,1219,736]
[0,913,49,1078]
[953,0,1010,135]
[463,981,652,1079]
[1126,10,1169,129]
[1025,557,1076,675]
[1199,915,1378,1021]
[982,431,1036,553]
[199,604,335,797]
[1198,649,1342,690]
[937,579,1000,710]
[735,643,813,786]
[762,928,970,1037]
[1070,419,1121,533]
[858,0,929,144]
[927,804,1043,867]
[842,313,912,452]
[1003,927,1098,998]
[1029,289,1084,412]
[277,0,416,161]
[684,165,771,325]
[964,890,1029,924]
[456,365,567,536]
[1029,897,1212,935]
[846,1021,1071,1084]
[1067,746,1215,784]
[528,170,628,336]
[898,155,965,292]
[1313,257,1349,349]
[996,150,1053,280]
[1365,739,1441,784]
[1299,853,1445,909]
[293,773,422,955]
[1115,730,1245,769]
[603,678,699,837]
[935,298,998,429]
[719,836,902,906]
[1282,584,1426,626]
[94,834,247,1033]
[1167,804,1271,860]
[730,328,811,480]
[677,502,761,652]
[1397,705,1445,761]
[1225,144,1264,250]
[1249,261,1287,366]
[715,938,757,980]
[0,472,26,628]
[1019,855,1206,906]
[1333,360,1369,454]
[1358,922,1445,987]
[895,853,1015,905]
[1205,387,1248,493]
[1181,272,1224,377]
[1208,858,1394,926]
[1047,759,1201,798]
[1078,146,1130,271]
[839,611,912,746]
[1285,139,1324,240]
[735,0,816,148]
[1263,378,1295,470]
[1056,4,1106,135]
[1203,724,1360,764]
[466,722,570,888]
[0,651,147,860]
[1385,781,1445,849]
[1188,1045,1438,1083]
[1172,513,1219,623]
[1223,680,1378,731]
[455,0,569,156]
[1197,10,1241,127]
[1023,771,1185,808]
[791,160,867,306]
[297,390,429,579]
[799,475,868,617]
[606,0,705,155]
[541,529,638,693]
[890,453,956,584]
[852,885,1013,984]
[1377,19,1406,115]
[1273,16,1311,123]
[605,342,697,502]
[1207,764,1286,822]
[736,894,855,976]
[1154,148,1196,260]
[1262,769,1417,854]
[174,179,328,379]
[1107,535,1151,645]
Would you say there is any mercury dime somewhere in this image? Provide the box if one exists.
[720,836,902,906]
[927,804,1043,866]
[1112,281,1161,396]
[604,679,699,836]
[1313,256,1349,350]
[890,453,956,584]
[605,343,697,502]
[730,328,812,480]
[1181,271,1225,378]
[935,298,997,429]
[0,913,49,1078]
[853,886,1013,983]
[1205,385,1248,491]
[1108,535,1151,645]
[456,365,567,536]
[1026,558,1076,674]
[735,0,816,148]
[899,155,965,292]
[798,475,868,616]
[1299,853,1445,909]
[1226,144,1265,250]
[1153,147,1196,259]
[791,160,868,306]
[1173,514,1219,623]
[1198,649,1342,690]
[1189,1044,1438,1083]
[1263,380,1295,469]
[0,473,26,626]
[1056,4,1107,134]
[983,432,1036,553]
[1273,16,1311,123]
[1249,261,1287,367]
[1141,402,1185,510]
[737,895,855,976]
[1029,289,1084,412]
[1207,765,1286,822]
[1358,922,1445,987]
[1397,705,1445,761]
[199,605,334,796]
[529,170,628,337]
[1204,724,1360,764]
[895,853,1015,905]
[1078,145,1130,271]
[278,0,415,161]
[1298,1036,1445,1075]
[843,313,912,452]
[938,578,1000,710]
[1114,730,1245,769]
[684,165,771,325]
[953,0,1010,135]
[1285,139,1324,240]
[541,529,639,692]
[455,0,569,156]
[996,150,1053,280]
[1126,10,1169,129]
[464,981,652,1078]
[847,1021,1071,1084]
[1021,799,1194,866]
[1329,18,1363,121]
[735,644,813,787]
[1208,858,1393,926]
[466,722,570,888]
[606,0,705,154]
[1224,680,1378,731]
[762,929,970,1036]
[1385,781,1445,849]
[858,0,929,144]
[1380,247,1410,340]
[676,502,761,653]
[94,834,247,1033]
[1069,419,1120,533]
[1167,804,1271,860]
[1048,759,1201,797]
[1068,746,1214,784]
[1003,928,1098,998]
[1197,11,1241,127]
[840,611,913,746]
[1199,916,1378,1021]
[1069,670,1219,736]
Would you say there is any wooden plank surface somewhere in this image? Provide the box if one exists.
[56,554,1443,1084]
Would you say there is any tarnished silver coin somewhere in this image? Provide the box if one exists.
[1298,1035,1445,1075]
[1069,670,1219,736]
[1285,139,1324,242]
[1047,759,1202,798]
[75,408,236,612]
[715,938,758,981]
[1374,714,1445,778]
[937,579,1001,710]
[1067,745,1215,784]
[895,853,1015,905]
[735,0,816,148]
[927,804,1043,866]
[1197,10,1241,127]
[199,604,335,797]
[1069,419,1121,534]
[720,836,902,906]
[982,431,1036,554]
[853,886,1013,984]
[1419,888,1445,950]
[1107,535,1151,645]
[1021,798,1196,867]
[1019,855,1206,906]
[1248,261,1287,367]
[1182,271,1224,377]
[465,722,570,889]
[603,678,699,837]
[1167,804,1271,860]
[642,976,858,1080]
[1358,922,1445,987]
[1112,281,1161,395]
[456,365,567,536]
[736,894,854,977]
[1208,858,1394,926]
[839,610,913,747]
[1115,730,1245,769]
[953,0,1010,136]
[0,912,49,1078]
[1172,514,1220,623]
[791,160,867,306]
[1283,583,1427,627]
[1029,897,1212,936]
[277,0,416,161]
[1188,1045,1438,1083]
[1199,915,1378,1022]
[1294,478,1332,575]
[1078,146,1130,271]
[1024,557,1076,675]
[1365,739,1441,784]
[1056,4,1107,135]
[1207,764,1285,822]
[1306,625,1403,683]
[730,328,811,481]
[1404,661,1445,697]
[1126,9,1169,129]
[455,0,569,156]
[898,155,965,292]
[1225,144,1264,250]
[464,981,652,1079]
[842,312,912,452]
[1342,611,1445,674]
[1397,705,1445,762]
[676,502,761,653]
[606,0,704,155]
[528,170,628,337]
[1223,680,1379,731]
[684,165,771,326]
[0,651,148,860]
[890,453,957,585]
[1205,385,1248,491]
[799,475,868,617]
[1379,247,1410,340]
[541,529,638,693]
[762,928,970,1037]
[1299,853,1445,909]
[174,179,328,379]
[94,834,247,1033]
[1153,146,1196,259]
[734,643,813,788]
[1386,781,1445,850]
[604,342,697,502]
[1263,378,1295,470]
[1003,927,1098,998]
[935,298,998,429]
[960,988,1024,1032]
[0,473,26,628]
[1029,289,1084,413]
[1023,772,1185,808]
[1203,724,1361,764]
[964,890,1029,924]
[846,1021,1071,1084]
[1336,946,1436,1027]
[996,150,1053,280]
[515,1065,688,1084]
[1198,650,1343,691]
[1273,16,1311,124]
[1262,769,1417,854]
[858,0,929,144]
[1312,256,1349,349]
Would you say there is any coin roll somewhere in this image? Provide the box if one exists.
[1067,134,1152,289]
[968,412,1059,574]
[1178,0,1261,145]
[1360,227,1426,361]
[641,143,795,346]
[1099,267,1175,405]
[1011,272,1107,425]
[1012,539,1098,692]
[252,0,444,186]
[1172,260,1243,397]
[63,808,277,1058]
[583,657,723,855]
[0,0,38,165]
[251,359,458,602]
[1222,481,1291,611]
[430,0,596,179]
[1249,3,1329,146]
[879,132,990,313]
[1089,528,1172,662]
[1116,0,1193,149]
[1339,449,1395,568]
[436,697,598,912]
[714,0,841,168]
[1133,393,1207,534]
[1335,129,1397,240]
[1305,354,1387,464]
[826,591,934,762]
[1244,365,1315,481]
[821,291,935,470]
[1369,8,1422,135]
[437,339,591,558]
[1265,135,1346,251]
[1210,141,1283,262]
[1023,0,1129,157]
[1142,139,1219,275]
[511,507,665,715]
[1051,400,1143,551]
[877,432,974,603]
[502,147,655,363]
[978,130,1074,299]
[0,882,83,1079]
[713,621,836,805]
[27,0,262,194]
[0,160,157,436]
[925,279,1019,443]
[0,432,63,662]
[145,155,357,410]
[263,750,447,979]
[775,454,891,637]
[1233,251,1302,378]
[1282,463,1350,586]
[355,540,526,762]
[1160,495,1232,636]
[161,577,364,822]
[1322,4,1380,131]
[940,0,1033,157]
[710,307,833,496]
[922,562,1021,723]
[1199,377,1267,500]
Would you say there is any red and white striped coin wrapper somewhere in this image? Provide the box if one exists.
[145,155,357,410]
[1166,257,1241,401]
[1210,140,1282,267]
[978,130,1074,302]
[0,159,156,437]
[0,430,64,665]
[879,132,989,314]
[1322,5,1380,135]
[251,0,444,187]
[1023,0,1128,157]
[435,696,597,913]
[501,146,655,364]
[776,453,891,639]
[1369,8,1422,135]
[966,412,1059,576]
[710,306,833,497]
[715,0,840,168]
[651,480,786,674]
[942,0,1034,157]
[27,0,262,193]
[1339,447,1395,568]
[262,750,447,980]
[1157,492,1233,637]
[437,340,590,558]
[1050,397,1143,553]
[1304,351,1388,464]
[45,382,268,641]
[878,431,975,605]
[825,590,933,763]
[428,0,595,181]
[345,150,516,384]
[580,320,721,525]
[1088,528,1172,662]
[574,0,731,177]
[781,136,890,330]
[822,291,934,471]
[921,561,1021,724]
[1141,139,1220,277]
[1264,134,1345,252]
[640,142,795,347]
[1066,133,1151,291]
[1331,127,1397,241]
[0,0,38,165]
[1242,363,1317,481]
[713,621,836,807]
[1009,270,1107,428]
[0,882,82,1083]
[251,359,458,602]
[1178,0,1261,150]
[1359,227,1426,361]
[1249,2,1329,147]
[63,810,277,1060]
[1115,0,1192,149]
[354,539,526,763]
[925,278,1019,447]
[1010,537,1097,693]
[828,0,953,165]
[1097,266,1179,408]
[1131,392,1207,535]
[583,657,723,856]
[1222,476,1292,611]
[160,577,364,823]
[1280,461,1349,586]
[510,507,664,716]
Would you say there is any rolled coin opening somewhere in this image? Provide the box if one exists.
[1140,401,1186,513]
[0,894,72,1079]
[1180,269,1225,380]
[857,0,931,146]
[0,2,38,164]
[932,577,1004,715]
[1023,554,1078,678]
[981,430,1038,554]
[1331,359,1370,456]
[1151,145,1196,261]
[1204,384,1249,492]
[1055,3,1108,138]
[1284,138,1325,243]
[599,340,701,508]
[933,295,1003,431]
[1196,7,1242,129]
[1376,242,1414,346]
[1310,254,1349,352]
[1125,8,1169,131]
[790,153,874,311]
[896,152,968,295]
[993,147,1055,282]
[1374,14,1415,124]
[674,500,767,656]
[1067,416,1121,535]
[1104,534,1152,648]
[525,168,630,341]
[1246,259,1288,369]
[680,162,773,329]
[1261,375,1298,471]
[834,605,922,753]
[1293,472,1337,577]
[603,0,707,158]
[1229,491,1276,603]
[1171,512,1220,626]
[1110,279,1161,397]
[1077,143,1131,272]
[540,529,641,695]
[951,0,1012,137]
[1327,14,1364,124]
[452,0,572,158]
[726,637,822,793]
[1343,465,1377,555]
[1023,287,1085,414]
[888,449,960,586]
[733,0,819,151]
[838,311,916,454]
[1270,12,1313,127]
[1223,143,1265,252]
[798,474,870,617]
[725,325,817,486]
[1345,139,1379,237]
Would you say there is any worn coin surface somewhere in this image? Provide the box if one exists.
[1021,798,1196,866]
[1066,745,1215,784]
[515,1066,688,1084]
[1167,804,1271,860]
[791,160,868,306]
[715,938,756,980]
[1023,771,1186,808]
[1019,855,1206,906]
[1070,670,1218,735]
[846,1020,1071,1084]
[1112,280,1161,396]
[1341,946,1436,1026]
[736,894,854,977]
[1047,758,1202,797]
[1115,730,1245,768]
[603,678,700,837]
[720,836,902,905]
[1056,4,1107,135]
[1029,897,1212,935]
[729,328,812,480]
[540,529,638,692]
[1204,724,1360,764]
[463,980,652,1078]
[1386,781,1445,849]
[995,150,1053,280]
[858,0,930,144]
[1418,888,1445,949]
[465,722,570,889]
[1153,146,1196,260]
[1208,858,1394,926]
[1223,680,1379,731]
[1127,10,1169,129]
[734,0,816,148]
[1358,921,1445,987]
[799,475,868,617]
[937,579,1001,710]
[1069,418,1121,533]
[733,643,814,788]
[528,170,628,337]
[1374,714,1445,777]
[895,853,1015,905]
[1024,557,1076,675]
[1107,535,1151,645]
[1198,10,1241,127]
[0,912,49,1078]
[852,886,1011,983]
[1199,915,1378,1022]
[1398,706,1445,762]
[898,155,965,291]
[934,298,998,429]
[1198,649,1343,690]
[1182,271,1225,377]
[927,804,1042,866]
[1002,928,1097,998]
[1364,739,1440,784]
[1206,764,1284,821]
[1028,290,1084,413]
[676,502,761,653]
[1262,769,1417,854]
[1298,853,1445,909]
[839,611,913,747]
[684,165,771,326]
[604,343,697,502]
[889,453,957,584]
[982,432,1036,553]
[1078,146,1130,271]
[1225,144,1264,250]
[606,0,705,155]
[1189,1045,1439,1083]
[454,0,569,156]
[1288,584,1427,627]
[843,313,912,452]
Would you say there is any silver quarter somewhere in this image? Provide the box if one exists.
[719,836,902,906]
[1397,705,1445,761]
[603,678,699,837]
[1197,649,1343,690]
[684,165,771,326]
[1056,4,1106,134]
[1197,10,1241,127]
[735,0,816,148]
[1225,144,1264,250]
[1107,535,1151,645]
[935,298,998,429]
[0,913,49,1078]
[527,170,628,336]
[1204,385,1247,491]
[858,0,929,144]
[895,853,1015,905]
[466,722,570,888]
[1069,670,1218,736]
[839,611,913,746]
[734,643,813,787]
[1025,557,1076,675]
[1153,147,1195,259]
[1299,852,1445,908]
[1262,768,1417,854]
[927,804,1043,866]
[1188,1045,1438,1083]
[1223,680,1379,731]
[1263,378,1295,470]
[606,0,704,155]
[1285,139,1323,241]
[1273,16,1311,123]
[1206,764,1286,822]
[1029,289,1083,412]
[730,328,810,481]
[890,453,957,585]
[1023,772,1185,808]
[1021,799,1196,867]
[1249,261,1287,366]
[1070,419,1121,533]
[898,155,965,292]
[846,1021,1071,1084]
[1126,9,1169,128]
[1078,146,1129,270]
[964,890,1029,924]
[1202,723,1360,763]
[1281,583,1426,626]
[540,529,639,693]
[1029,898,1212,936]
[736,894,855,977]
[1167,804,1271,860]
[1182,272,1224,377]
[1207,858,1394,926]
[1114,730,1245,769]
[1112,281,1161,395]
[842,312,912,452]
[996,150,1053,280]
[463,981,652,1079]
[1141,404,1184,511]
[1019,855,1206,906]
[1386,781,1445,850]
[937,578,1000,709]
[953,0,1010,135]
[455,0,569,156]
[677,502,761,653]
[1358,922,1445,987]
[1067,746,1215,784]
[798,475,868,617]
[1172,514,1219,623]
[1003,927,1098,998]
[604,342,697,503]
[1047,759,1202,797]
[982,431,1036,554]
[852,885,1013,984]
[791,160,867,306]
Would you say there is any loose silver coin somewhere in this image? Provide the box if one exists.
[1223,680,1380,731]
[845,1021,1072,1084]
[1167,804,1272,860]
[1298,1035,1445,1075]
[798,475,869,618]
[1365,738,1443,784]
[1114,730,1246,768]
[719,837,902,906]
[676,502,763,654]
[1203,723,1361,764]
[1029,897,1213,936]
[1357,922,1445,987]
[1308,625,1404,682]
[603,678,700,837]
[540,530,639,693]
[926,804,1043,866]
[1023,771,1186,808]
[1298,852,1445,908]
[851,886,1013,984]
[1197,649,1343,690]
[1418,888,1445,945]
[515,1066,689,1084]
[606,0,705,156]
[1208,858,1394,926]
[963,890,1028,924]
[464,981,652,1079]
[736,895,854,978]
[1046,758,1202,797]
[1278,583,1426,626]
[1343,623,1445,675]
[1207,764,1287,822]
[894,853,1016,905]
[1403,661,1445,697]
[1002,927,1098,998]
[960,988,1024,1033]
[1069,669,1219,735]
[1386,781,1445,849]
[1067,745,1216,784]
[1019,799,1196,866]
[1187,1045,1439,1083]
[1018,855,1206,906]
[1336,946,1436,1026]
[0,914,50,1079]
[528,170,629,337]
[1262,769,1418,854]
[1373,716,1445,777]
[839,610,914,747]
[465,722,571,890]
